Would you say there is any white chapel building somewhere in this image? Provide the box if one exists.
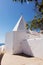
[5,16,43,58]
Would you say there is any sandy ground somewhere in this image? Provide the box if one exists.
[1,53,43,65]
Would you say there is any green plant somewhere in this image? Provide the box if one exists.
[25,23,29,30]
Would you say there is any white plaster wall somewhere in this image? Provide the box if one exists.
[5,31,43,58]
[21,38,43,58]
[5,32,13,54]
[13,31,26,54]
[26,38,43,58]
[5,31,27,54]
[21,39,33,56]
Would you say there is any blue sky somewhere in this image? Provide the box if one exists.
[0,0,35,43]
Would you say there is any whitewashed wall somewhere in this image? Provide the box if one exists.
[5,31,43,58]
[26,38,43,58]
[13,31,27,54]
[21,39,33,56]
[5,31,26,54]
[5,32,13,54]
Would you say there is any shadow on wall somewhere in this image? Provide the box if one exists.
[14,39,34,58]
[22,39,34,56]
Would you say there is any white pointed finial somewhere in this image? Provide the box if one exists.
[13,16,26,31]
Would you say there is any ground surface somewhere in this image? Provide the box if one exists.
[1,53,43,65]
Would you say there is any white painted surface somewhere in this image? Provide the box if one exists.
[5,15,43,59]
[13,31,26,54]
[5,31,43,58]
[5,31,26,54]
[21,39,33,56]
[5,32,13,54]
[13,16,26,31]
[26,38,43,58]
